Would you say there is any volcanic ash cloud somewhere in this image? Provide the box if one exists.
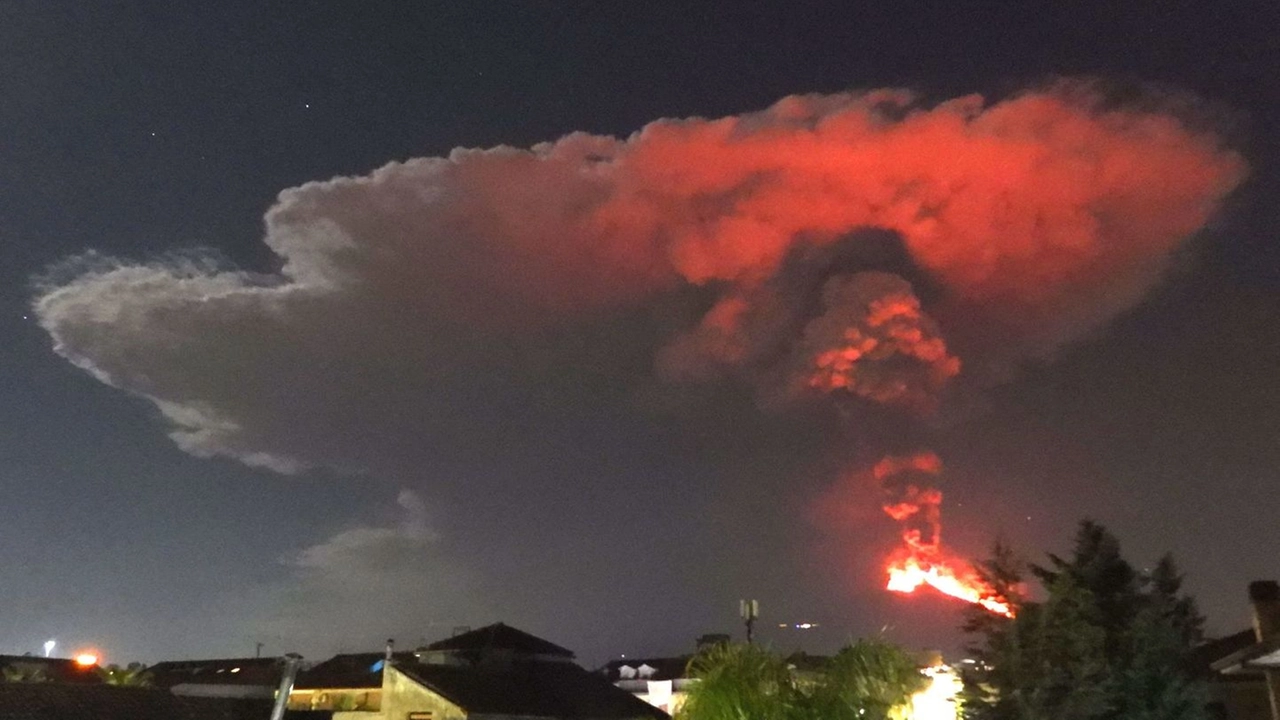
[34,85,1245,477]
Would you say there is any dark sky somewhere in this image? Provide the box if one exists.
[1,1,1277,665]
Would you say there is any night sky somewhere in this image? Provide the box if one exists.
[2,2,1278,666]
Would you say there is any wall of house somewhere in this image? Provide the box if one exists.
[288,687,382,712]
[1208,679,1272,720]
[381,665,467,720]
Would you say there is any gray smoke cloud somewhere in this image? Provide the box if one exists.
[33,85,1244,478]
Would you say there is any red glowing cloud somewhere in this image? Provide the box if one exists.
[34,83,1245,480]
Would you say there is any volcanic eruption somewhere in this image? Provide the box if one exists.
[35,83,1246,619]
[795,269,1015,615]
[876,452,1013,617]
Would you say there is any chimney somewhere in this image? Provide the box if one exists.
[1249,581,1280,720]
[1250,581,1280,643]
[385,638,395,662]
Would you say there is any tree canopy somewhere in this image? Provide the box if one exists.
[680,638,927,720]
[96,662,154,687]
[961,520,1208,720]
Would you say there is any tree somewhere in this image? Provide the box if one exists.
[1115,556,1207,720]
[97,662,153,687]
[812,638,928,720]
[682,642,800,720]
[681,638,925,720]
[959,538,1029,720]
[961,520,1208,720]
[2,665,49,683]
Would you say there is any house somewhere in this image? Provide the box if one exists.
[414,623,577,667]
[148,656,285,699]
[0,655,99,684]
[289,650,418,712]
[1205,581,1280,720]
[384,660,667,719]
[289,622,667,719]
[599,656,693,716]
[0,682,330,720]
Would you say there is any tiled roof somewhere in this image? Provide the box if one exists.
[293,652,416,690]
[0,683,330,720]
[1191,629,1259,678]
[398,661,669,719]
[147,657,282,688]
[424,623,574,658]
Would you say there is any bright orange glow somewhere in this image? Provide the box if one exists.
[875,452,1014,618]
[73,653,99,667]
[886,554,1013,617]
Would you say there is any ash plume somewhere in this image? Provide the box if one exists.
[875,452,946,557]
[31,85,1245,615]
[800,272,959,411]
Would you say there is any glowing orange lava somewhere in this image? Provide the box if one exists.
[874,453,1013,618]
[886,555,1013,617]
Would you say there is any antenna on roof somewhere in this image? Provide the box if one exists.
[739,600,759,644]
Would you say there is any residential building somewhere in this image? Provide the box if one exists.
[1206,581,1280,720]
[599,656,693,716]
[289,651,417,712]
[0,655,99,684]
[288,622,667,720]
[148,656,285,699]
[0,682,329,719]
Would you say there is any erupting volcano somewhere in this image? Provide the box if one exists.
[32,83,1246,627]
[886,556,1013,618]
[796,272,1017,616]
[875,452,1013,617]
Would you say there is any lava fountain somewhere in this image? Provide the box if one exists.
[876,452,1013,617]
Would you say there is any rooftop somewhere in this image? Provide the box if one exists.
[424,622,575,659]
[398,661,668,719]
[148,657,283,688]
[0,656,100,685]
[293,652,416,690]
[0,683,330,720]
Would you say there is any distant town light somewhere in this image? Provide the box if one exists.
[74,653,98,667]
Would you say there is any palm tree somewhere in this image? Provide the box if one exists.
[682,642,802,720]
[97,662,153,687]
[681,639,926,720]
[810,639,928,720]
